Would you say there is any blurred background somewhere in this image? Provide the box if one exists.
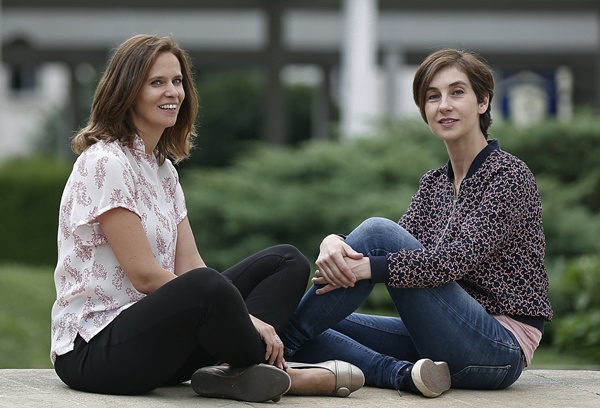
[1,0,599,369]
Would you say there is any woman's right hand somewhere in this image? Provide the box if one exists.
[314,234,364,290]
[249,315,286,370]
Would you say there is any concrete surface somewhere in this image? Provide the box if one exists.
[0,369,599,407]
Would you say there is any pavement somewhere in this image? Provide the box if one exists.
[0,369,599,408]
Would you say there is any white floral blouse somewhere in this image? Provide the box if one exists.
[50,136,187,363]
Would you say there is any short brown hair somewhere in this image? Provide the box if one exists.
[413,48,494,137]
[71,34,198,164]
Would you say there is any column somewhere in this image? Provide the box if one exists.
[341,0,379,139]
[262,0,287,145]
[311,65,331,140]
[383,46,404,118]
[597,7,600,113]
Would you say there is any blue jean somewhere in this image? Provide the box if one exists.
[281,217,524,391]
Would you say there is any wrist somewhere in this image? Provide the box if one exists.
[351,257,372,281]
[325,234,345,242]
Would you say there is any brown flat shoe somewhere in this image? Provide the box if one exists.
[288,360,365,397]
[191,363,290,402]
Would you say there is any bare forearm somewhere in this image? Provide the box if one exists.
[135,268,176,294]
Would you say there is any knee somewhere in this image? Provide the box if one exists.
[271,244,311,281]
[348,217,396,243]
[271,243,305,260]
[347,217,411,253]
[357,217,397,233]
[179,267,239,301]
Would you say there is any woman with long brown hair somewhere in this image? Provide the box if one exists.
[51,34,363,402]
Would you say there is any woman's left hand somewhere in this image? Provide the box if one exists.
[249,314,286,370]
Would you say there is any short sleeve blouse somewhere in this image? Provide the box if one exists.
[50,136,187,363]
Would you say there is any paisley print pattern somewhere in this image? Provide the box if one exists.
[388,140,552,321]
[50,136,187,363]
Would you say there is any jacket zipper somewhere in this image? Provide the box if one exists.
[434,187,458,251]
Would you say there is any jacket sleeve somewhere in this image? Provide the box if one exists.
[368,171,434,283]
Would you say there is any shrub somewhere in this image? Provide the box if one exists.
[536,176,600,258]
[548,254,600,363]
[182,115,600,318]
[183,114,600,269]
[494,112,600,213]
[0,157,71,266]
[181,70,263,169]
[183,122,442,272]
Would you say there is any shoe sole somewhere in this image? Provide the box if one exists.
[192,364,291,402]
[412,359,451,398]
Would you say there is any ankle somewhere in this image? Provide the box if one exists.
[396,365,420,394]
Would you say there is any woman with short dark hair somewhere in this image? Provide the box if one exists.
[282,48,553,398]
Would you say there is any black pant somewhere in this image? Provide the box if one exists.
[54,244,310,395]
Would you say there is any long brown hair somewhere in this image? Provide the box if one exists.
[413,48,495,138]
[71,34,198,164]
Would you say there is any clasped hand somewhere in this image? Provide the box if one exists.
[312,234,371,295]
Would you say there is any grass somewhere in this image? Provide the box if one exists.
[0,264,54,368]
[529,347,599,370]
[0,264,595,370]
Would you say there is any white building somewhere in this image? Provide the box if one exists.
[1,0,599,161]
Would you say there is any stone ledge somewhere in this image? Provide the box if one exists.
[1,369,599,407]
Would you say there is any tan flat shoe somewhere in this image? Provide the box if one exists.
[288,360,365,397]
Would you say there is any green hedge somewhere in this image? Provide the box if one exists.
[183,114,600,270]
[180,113,600,332]
[0,157,71,266]
[183,125,441,272]
[493,113,600,213]
[2,114,600,269]
[546,254,600,362]
[1,114,599,362]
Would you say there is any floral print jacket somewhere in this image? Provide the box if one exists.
[371,140,553,323]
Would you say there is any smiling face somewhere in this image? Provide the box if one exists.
[424,66,488,145]
[130,52,185,142]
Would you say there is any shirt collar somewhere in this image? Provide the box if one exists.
[131,135,158,165]
[447,139,500,182]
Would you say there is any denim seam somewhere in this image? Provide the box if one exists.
[423,286,518,348]
[344,314,406,336]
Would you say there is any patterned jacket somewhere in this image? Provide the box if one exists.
[372,140,553,323]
